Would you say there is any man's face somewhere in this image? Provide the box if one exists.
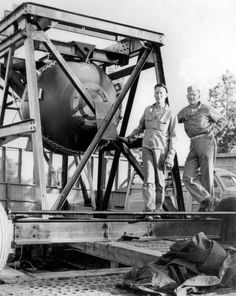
[187,88,199,106]
[154,86,167,108]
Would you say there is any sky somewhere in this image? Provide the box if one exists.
[1,0,236,164]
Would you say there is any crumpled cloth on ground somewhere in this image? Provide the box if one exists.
[161,231,227,279]
[119,232,236,295]
[121,263,178,295]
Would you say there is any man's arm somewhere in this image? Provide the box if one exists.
[177,108,186,123]
[128,112,145,138]
[118,110,145,144]
[165,113,178,168]
[208,106,228,135]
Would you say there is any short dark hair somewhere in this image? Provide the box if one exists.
[154,83,168,93]
[187,85,200,94]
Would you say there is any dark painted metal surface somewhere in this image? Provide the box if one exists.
[20,61,117,152]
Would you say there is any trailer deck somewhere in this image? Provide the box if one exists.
[0,267,134,296]
[0,265,236,296]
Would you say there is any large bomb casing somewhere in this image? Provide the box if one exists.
[20,61,117,153]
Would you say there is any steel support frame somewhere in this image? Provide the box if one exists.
[0,2,185,215]
[0,3,224,272]
[52,46,152,210]
[0,22,47,210]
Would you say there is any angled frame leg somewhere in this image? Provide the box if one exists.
[101,52,143,210]
[0,46,15,125]
[24,23,47,210]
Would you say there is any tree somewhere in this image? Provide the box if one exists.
[208,70,236,153]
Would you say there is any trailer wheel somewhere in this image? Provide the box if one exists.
[0,203,10,271]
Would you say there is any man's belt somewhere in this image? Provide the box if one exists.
[191,133,208,140]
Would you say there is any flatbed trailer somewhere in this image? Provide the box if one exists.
[0,3,236,295]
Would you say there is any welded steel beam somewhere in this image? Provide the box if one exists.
[101,149,120,210]
[153,45,165,85]
[34,39,129,65]
[0,3,163,43]
[119,50,143,136]
[29,3,164,43]
[73,156,91,206]
[24,23,47,210]
[0,30,26,56]
[13,217,222,245]
[0,4,27,34]
[101,53,142,210]
[61,154,68,192]
[118,142,144,179]
[96,149,106,210]
[0,3,164,43]
[0,119,35,138]
[108,62,154,81]
[10,210,236,216]
[50,23,118,41]
[0,47,15,125]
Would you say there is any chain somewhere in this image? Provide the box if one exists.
[42,135,110,156]
[42,135,82,155]
[39,60,56,74]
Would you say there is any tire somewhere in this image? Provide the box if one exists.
[0,203,10,271]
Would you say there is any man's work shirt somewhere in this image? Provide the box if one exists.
[178,102,227,138]
[130,104,178,157]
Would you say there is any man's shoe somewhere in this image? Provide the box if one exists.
[142,208,159,220]
[136,208,153,220]
[208,196,220,212]
[199,198,209,212]
[144,208,163,220]
[143,207,155,212]
[199,197,220,212]
[145,214,161,221]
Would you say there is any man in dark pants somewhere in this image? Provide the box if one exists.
[178,85,227,211]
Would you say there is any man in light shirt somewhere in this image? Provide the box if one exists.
[178,85,227,211]
[120,83,178,213]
